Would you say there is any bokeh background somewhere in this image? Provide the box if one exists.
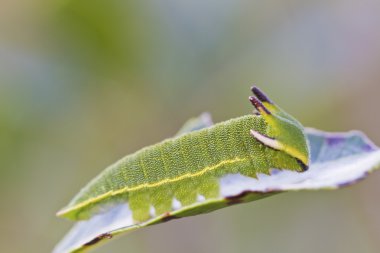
[1,1,380,252]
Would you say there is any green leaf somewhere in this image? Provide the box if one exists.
[53,114,380,253]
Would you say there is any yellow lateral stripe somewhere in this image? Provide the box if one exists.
[285,146,308,165]
[58,157,246,216]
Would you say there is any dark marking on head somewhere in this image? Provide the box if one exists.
[83,233,113,246]
[249,96,271,115]
[296,158,309,171]
[251,86,273,104]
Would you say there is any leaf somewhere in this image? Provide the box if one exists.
[175,112,213,136]
[53,114,380,253]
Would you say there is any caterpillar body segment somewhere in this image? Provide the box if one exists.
[57,87,310,223]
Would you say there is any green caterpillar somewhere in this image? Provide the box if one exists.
[57,87,309,223]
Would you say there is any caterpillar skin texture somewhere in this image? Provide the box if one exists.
[57,87,310,222]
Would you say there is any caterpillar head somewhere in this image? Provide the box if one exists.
[249,86,310,171]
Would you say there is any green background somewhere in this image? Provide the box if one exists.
[1,1,380,252]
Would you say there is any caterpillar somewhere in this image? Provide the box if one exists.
[57,87,310,223]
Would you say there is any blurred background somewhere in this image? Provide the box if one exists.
[1,0,380,252]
